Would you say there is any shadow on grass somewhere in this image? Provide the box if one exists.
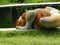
[0,28,60,37]
[37,28,60,37]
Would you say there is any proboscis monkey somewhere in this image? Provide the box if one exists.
[16,6,60,29]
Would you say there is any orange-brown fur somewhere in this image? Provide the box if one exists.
[16,8,51,28]
[35,8,50,28]
[16,12,26,26]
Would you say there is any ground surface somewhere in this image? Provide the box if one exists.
[0,29,60,45]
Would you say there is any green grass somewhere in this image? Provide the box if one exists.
[24,0,60,3]
[0,29,60,45]
[0,0,60,5]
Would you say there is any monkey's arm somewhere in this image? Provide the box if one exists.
[16,10,36,29]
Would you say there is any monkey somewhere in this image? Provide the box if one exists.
[16,6,60,29]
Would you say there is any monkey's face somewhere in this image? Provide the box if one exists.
[16,17,25,26]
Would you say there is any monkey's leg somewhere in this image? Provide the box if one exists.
[17,10,36,29]
[40,15,60,28]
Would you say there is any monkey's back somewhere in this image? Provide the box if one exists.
[35,8,51,28]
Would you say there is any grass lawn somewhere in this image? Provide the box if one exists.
[0,0,60,5]
[24,0,60,3]
[0,29,60,45]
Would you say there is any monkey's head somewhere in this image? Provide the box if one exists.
[16,16,26,27]
[16,11,27,27]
